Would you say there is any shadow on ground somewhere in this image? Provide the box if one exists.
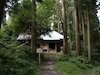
[40,59,62,75]
[40,53,62,75]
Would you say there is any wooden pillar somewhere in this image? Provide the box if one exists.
[55,43,57,52]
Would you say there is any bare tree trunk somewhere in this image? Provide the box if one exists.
[72,8,75,32]
[31,0,36,53]
[74,0,81,55]
[87,5,91,62]
[67,14,72,50]
[58,18,60,33]
[67,15,70,31]
[0,0,5,31]
[62,0,69,54]
[81,11,86,50]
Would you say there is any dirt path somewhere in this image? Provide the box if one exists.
[40,59,62,75]
[82,73,92,75]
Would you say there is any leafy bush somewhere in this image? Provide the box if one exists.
[58,54,70,61]
[58,51,76,61]
[92,66,100,75]
[58,51,93,70]
[55,61,83,75]
[0,35,40,75]
[69,56,92,70]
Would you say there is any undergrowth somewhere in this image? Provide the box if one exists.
[55,51,93,75]
[92,66,100,75]
[0,34,40,75]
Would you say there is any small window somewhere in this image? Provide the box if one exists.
[49,43,55,49]
[43,49,47,52]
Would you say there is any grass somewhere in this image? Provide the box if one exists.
[43,53,61,60]
[55,61,91,75]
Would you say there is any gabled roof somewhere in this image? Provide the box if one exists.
[17,33,31,40]
[40,31,64,40]
[17,31,64,41]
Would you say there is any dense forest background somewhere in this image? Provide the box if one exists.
[0,0,100,75]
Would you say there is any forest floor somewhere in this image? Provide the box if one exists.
[40,58,92,75]
[40,59,63,75]
[40,53,92,75]
[40,53,63,75]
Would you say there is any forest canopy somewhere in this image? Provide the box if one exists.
[0,0,100,75]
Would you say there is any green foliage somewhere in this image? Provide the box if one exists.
[55,61,92,75]
[69,56,93,70]
[56,52,93,75]
[0,0,56,74]
[55,61,83,75]
[9,0,33,36]
[58,54,70,61]
[67,30,76,50]
[0,34,40,75]
[59,51,76,61]
[36,0,55,36]
[92,66,100,75]
[58,51,93,70]
[92,40,100,63]
[8,0,55,36]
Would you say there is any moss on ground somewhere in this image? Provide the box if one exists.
[55,61,92,75]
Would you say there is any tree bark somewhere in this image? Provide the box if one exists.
[67,15,70,31]
[62,0,69,54]
[87,5,91,62]
[57,18,60,33]
[0,0,5,30]
[81,11,86,50]
[74,0,81,55]
[31,0,36,53]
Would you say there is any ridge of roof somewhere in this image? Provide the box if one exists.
[17,31,64,41]
[40,31,64,40]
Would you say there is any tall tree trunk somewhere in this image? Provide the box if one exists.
[0,0,5,31]
[87,5,91,62]
[57,18,60,33]
[31,0,36,53]
[81,11,86,50]
[62,0,69,54]
[67,14,72,50]
[72,8,75,32]
[74,0,81,55]
[67,15,70,31]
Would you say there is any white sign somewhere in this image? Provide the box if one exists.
[36,48,43,53]
[36,48,43,64]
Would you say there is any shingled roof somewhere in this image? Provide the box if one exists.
[17,31,65,41]
[40,31,64,40]
[17,33,31,40]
